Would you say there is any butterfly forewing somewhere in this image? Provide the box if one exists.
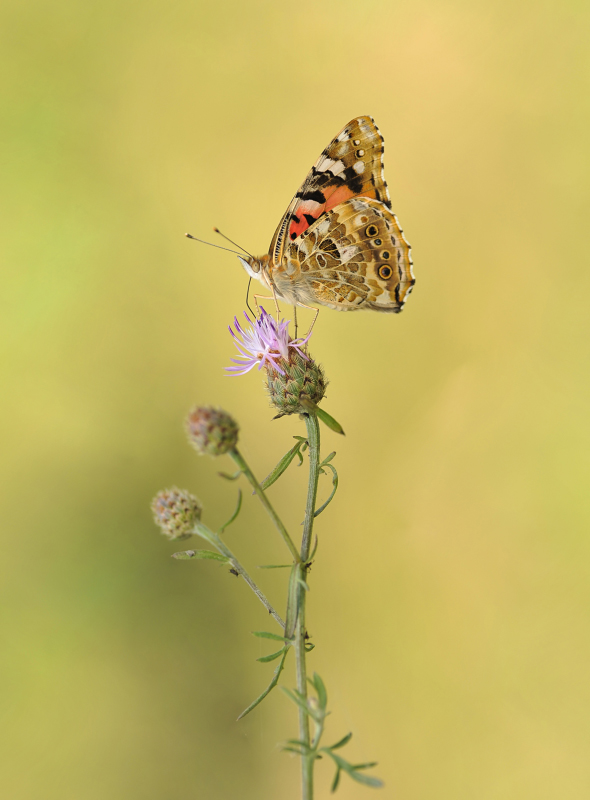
[269,116,390,265]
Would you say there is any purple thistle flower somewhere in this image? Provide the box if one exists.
[227,308,311,376]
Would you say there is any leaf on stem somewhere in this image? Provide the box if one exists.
[281,687,322,723]
[259,440,307,491]
[257,564,292,569]
[321,451,337,466]
[329,732,353,750]
[218,489,242,534]
[172,549,228,562]
[218,469,242,480]
[284,564,300,639]
[316,407,345,436]
[309,672,328,711]
[331,768,341,793]
[237,649,288,720]
[283,744,308,756]
[283,738,313,756]
[257,647,286,663]
[309,535,319,560]
[314,462,338,518]
[324,751,383,789]
[252,631,293,643]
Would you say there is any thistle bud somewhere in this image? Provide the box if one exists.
[265,348,327,417]
[151,487,202,540]
[185,406,239,456]
[226,309,327,416]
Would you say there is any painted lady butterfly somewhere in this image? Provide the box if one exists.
[239,116,415,322]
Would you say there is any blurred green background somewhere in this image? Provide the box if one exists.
[2,0,589,797]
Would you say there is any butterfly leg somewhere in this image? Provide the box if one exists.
[253,293,281,319]
[296,303,320,339]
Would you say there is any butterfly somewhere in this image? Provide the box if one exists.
[239,116,415,322]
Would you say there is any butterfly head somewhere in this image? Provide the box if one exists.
[238,254,269,283]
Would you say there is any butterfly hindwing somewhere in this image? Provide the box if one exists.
[274,197,414,313]
[269,116,391,265]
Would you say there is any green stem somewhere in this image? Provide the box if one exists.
[295,412,321,800]
[230,447,301,564]
[194,521,285,628]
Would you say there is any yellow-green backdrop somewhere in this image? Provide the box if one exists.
[2,0,589,798]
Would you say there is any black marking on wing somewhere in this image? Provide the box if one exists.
[296,188,326,205]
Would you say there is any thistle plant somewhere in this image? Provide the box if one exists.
[151,309,382,798]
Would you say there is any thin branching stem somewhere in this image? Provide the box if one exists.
[230,447,301,563]
[194,521,285,628]
[295,412,321,799]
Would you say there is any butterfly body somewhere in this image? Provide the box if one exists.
[241,116,415,314]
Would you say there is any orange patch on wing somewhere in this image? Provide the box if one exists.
[288,183,378,242]
[324,184,377,212]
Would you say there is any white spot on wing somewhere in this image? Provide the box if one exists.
[317,157,346,176]
[353,161,365,174]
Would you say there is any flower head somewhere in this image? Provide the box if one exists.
[151,487,202,540]
[227,309,327,416]
[227,309,310,376]
[186,406,239,456]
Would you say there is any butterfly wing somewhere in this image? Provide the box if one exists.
[273,196,415,313]
[269,116,391,266]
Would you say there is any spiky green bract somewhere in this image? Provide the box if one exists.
[265,348,327,417]
[151,487,201,540]
[185,406,239,456]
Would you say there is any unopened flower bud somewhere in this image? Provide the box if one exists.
[185,406,239,456]
[266,349,327,417]
[151,487,202,540]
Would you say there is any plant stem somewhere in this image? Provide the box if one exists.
[230,447,301,563]
[295,412,321,800]
[194,521,285,628]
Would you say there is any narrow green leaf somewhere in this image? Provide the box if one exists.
[351,762,379,771]
[285,738,309,748]
[311,672,328,710]
[257,647,286,663]
[218,469,242,480]
[260,440,306,491]
[316,407,345,435]
[257,564,292,569]
[331,768,341,793]
[314,462,339,518]
[297,577,310,591]
[218,489,242,534]
[252,631,292,642]
[237,649,288,720]
[172,549,228,562]
[283,745,307,756]
[304,642,315,652]
[325,752,383,788]
[329,732,353,750]
[281,687,312,716]
[348,772,383,788]
[320,451,337,466]
[309,535,319,560]
[284,564,300,639]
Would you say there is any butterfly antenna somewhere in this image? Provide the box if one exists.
[213,227,255,259]
[185,233,245,257]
